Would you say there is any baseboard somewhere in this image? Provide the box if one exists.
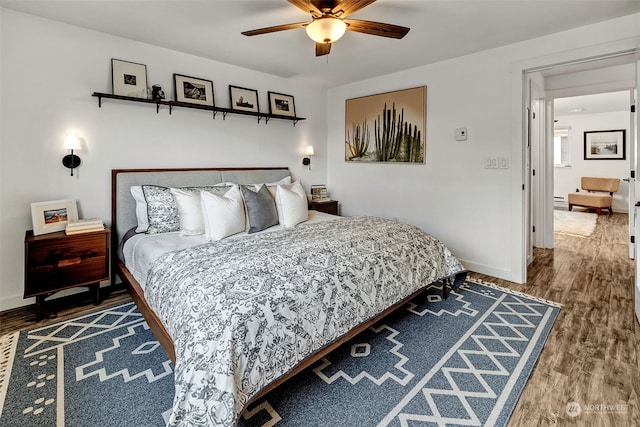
[0,280,123,313]
[0,294,32,312]
[459,259,515,283]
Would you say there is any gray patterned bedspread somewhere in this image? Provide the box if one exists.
[143,216,465,427]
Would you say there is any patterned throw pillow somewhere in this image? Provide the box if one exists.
[141,185,231,234]
[142,185,179,234]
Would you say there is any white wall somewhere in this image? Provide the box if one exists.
[327,13,640,282]
[2,10,639,310]
[554,111,630,212]
[0,9,328,310]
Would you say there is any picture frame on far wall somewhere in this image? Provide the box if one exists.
[345,86,426,164]
[268,91,296,117]
[30,199,78,236]
[174,74,215,106]
[111,59,148,99]
[229,85,259,113]
[584,129,626,160]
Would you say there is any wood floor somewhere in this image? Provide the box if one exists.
[1,211,638,426]
[0,285,132,336]
[472,212,640,426]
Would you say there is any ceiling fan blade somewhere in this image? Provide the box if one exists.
[288,0,323,17]
[242,22,308,37]
[331,0,377,18]
[344,19,410,39]
[315,42,332,56]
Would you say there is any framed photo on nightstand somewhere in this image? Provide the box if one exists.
[30,199,78,236]
[311,185,330,202]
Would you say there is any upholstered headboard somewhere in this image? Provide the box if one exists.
[111,167,290,245]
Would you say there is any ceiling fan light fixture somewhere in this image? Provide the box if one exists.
[306,17,347,44]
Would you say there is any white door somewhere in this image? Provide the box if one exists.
[629,87,636,260]
[526,107,533,265]
[635,53,640,325]
[524,78,533,266]
[530,98,541,250]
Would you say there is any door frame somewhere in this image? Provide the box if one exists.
[510,42,639,284]
[533,68,637,254]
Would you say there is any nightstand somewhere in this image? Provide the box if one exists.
[24,228,110,321]
[309,200,339,216]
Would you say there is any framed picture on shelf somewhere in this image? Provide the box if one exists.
[111,59,148,99]
[229,85,259,113]
[268,91,296,117]
[30,199,78,236]
[584,129,626,160]
[174,74,214,106]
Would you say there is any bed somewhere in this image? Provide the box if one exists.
[111,167,467,427]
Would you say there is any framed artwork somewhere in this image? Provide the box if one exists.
[174,74,214,106]
[229,85,259,113]
[584,130,626,160]
[268,91,296,117]
[345,86,426,163]
[111,59,148,99]
[31,199,78,236]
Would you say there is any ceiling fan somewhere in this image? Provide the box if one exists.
[242,0,410,56]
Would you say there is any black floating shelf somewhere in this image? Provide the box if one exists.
[92,92,306,126]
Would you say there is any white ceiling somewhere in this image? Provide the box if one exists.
[555,91,631,116]
[2,0,640,88]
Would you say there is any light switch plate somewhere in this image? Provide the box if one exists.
[455,127,467,141]
[485,157,498,169]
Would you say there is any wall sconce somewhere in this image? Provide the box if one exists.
[302,146,314,170]
[62,134,82,176]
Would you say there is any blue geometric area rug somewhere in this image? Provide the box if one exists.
[0,279,560,427]
[0,303,174,427]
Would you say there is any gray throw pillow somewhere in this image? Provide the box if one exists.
[241,184,278,233]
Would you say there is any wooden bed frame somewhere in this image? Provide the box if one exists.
[110,167,466,403]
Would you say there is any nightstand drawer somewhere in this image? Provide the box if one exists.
[26,255,108,296]
[26,233,107,266]
[24,229,110,301]
[309,200,339,216]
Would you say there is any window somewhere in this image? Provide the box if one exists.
[554,127,570,166]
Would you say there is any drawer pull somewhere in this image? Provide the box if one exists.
[58,258,82,268]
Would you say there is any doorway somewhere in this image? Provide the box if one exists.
[553,92,631,205]
[527,54,637,257]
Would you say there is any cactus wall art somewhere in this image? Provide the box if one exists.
[345,86,426,163]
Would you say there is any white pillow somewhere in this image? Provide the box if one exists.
[170,188,205,235]
[275,181,308,227]
[200,186,246,240]
[130,186,149,233]
[265,176,292,186]
[254,176,292,199]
